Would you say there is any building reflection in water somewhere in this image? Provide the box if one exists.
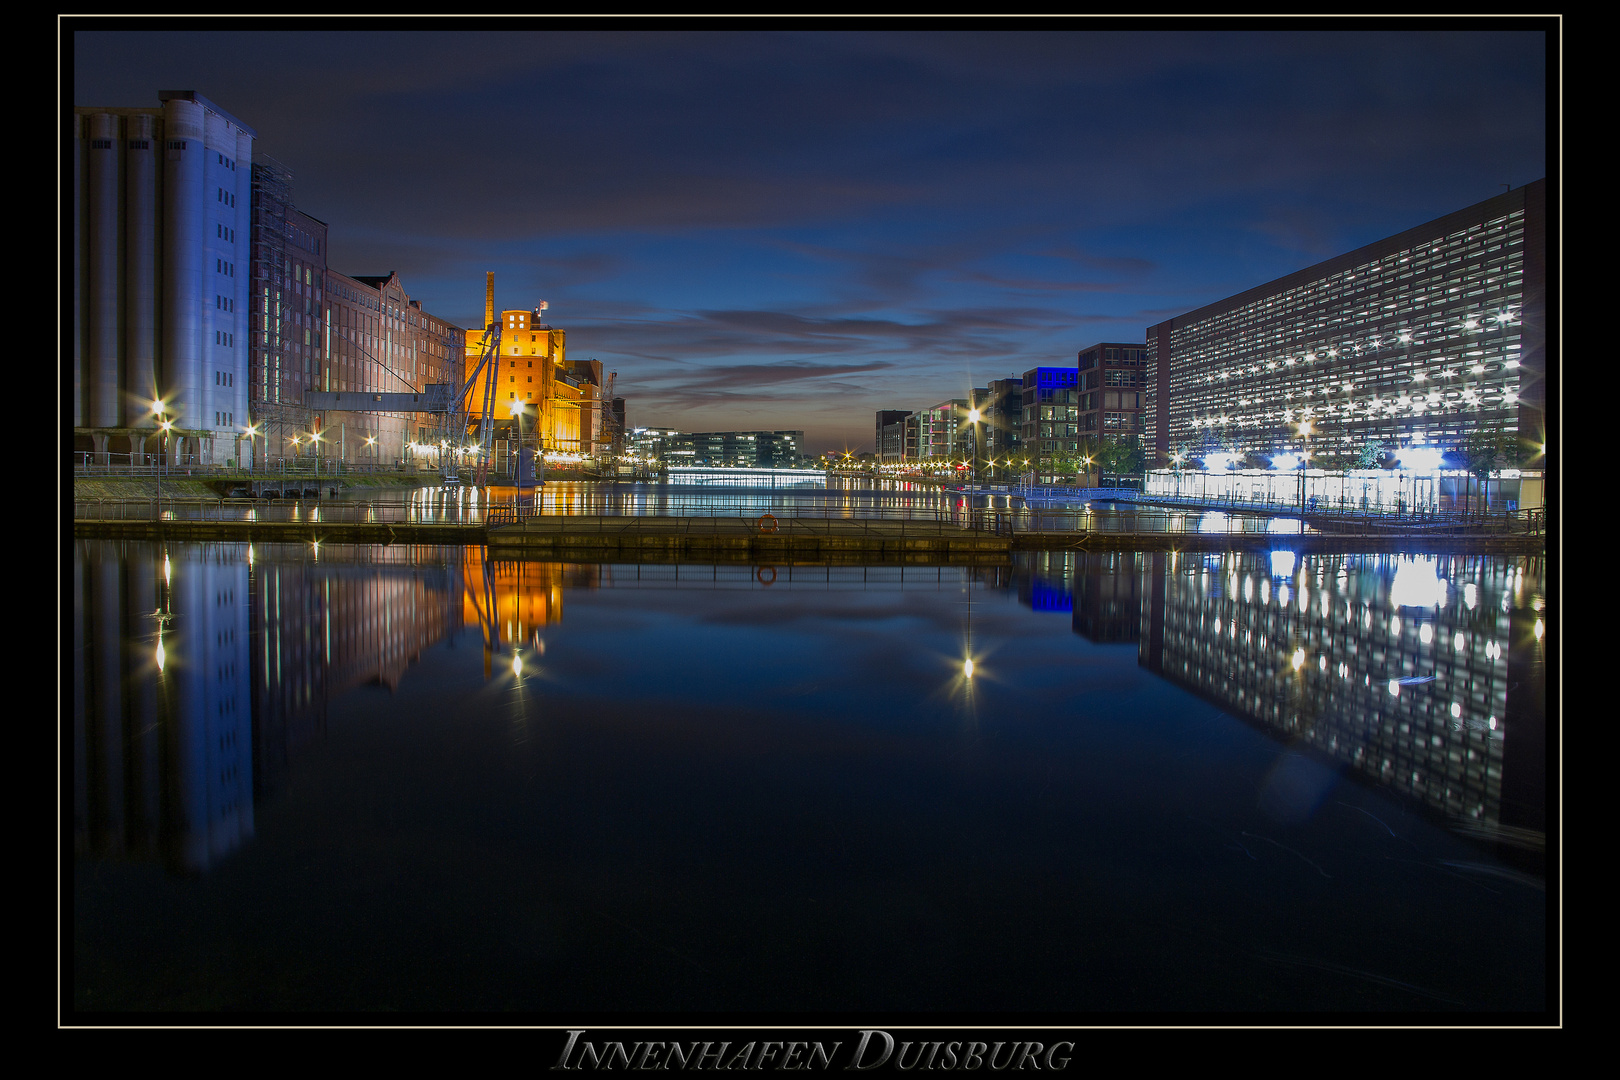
[73,540,256,875]
[1019,548,1546,851]
[76,539,1545,878]
[461,549,601,676]
[1144,551,1545,848]
[72,538,621,874]
[72,540,470,875]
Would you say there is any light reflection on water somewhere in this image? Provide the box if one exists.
[325,480,1300,532]
[70,539,1549,1015]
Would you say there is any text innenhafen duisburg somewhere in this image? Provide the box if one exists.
[550,1030,1076,1071]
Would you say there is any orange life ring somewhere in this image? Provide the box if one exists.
[757,513,779,533]
[757,565,777,586]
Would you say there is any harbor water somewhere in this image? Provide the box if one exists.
[68,531,1549,1018]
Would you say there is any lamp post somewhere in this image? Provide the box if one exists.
[509,398,526,486]
[1297,420,1313,516]
[967,407,981,526]
[150,399,172,506]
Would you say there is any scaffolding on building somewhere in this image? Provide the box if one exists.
[597,371,620,462]
[248,155,313,468]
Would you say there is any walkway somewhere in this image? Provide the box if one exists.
[70,497,1545,556]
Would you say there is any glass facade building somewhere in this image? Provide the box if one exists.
[1077,343,1148,445]
[1145,180,1548,473]
[1021,367,1080,481]
[628,429,804,468]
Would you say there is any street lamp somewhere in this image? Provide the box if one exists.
[967,407,981,512]
[150,399,172,504]
[509,398,540,488]
[1297,420,1313,515]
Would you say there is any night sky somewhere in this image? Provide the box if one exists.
[68,24,1551,455]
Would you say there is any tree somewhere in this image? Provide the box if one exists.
[1075,435,1101,484]
[1097,437,1145,488]
[1460,428,1510,516]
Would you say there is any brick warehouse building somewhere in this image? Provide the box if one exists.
[1144,180,1549,495]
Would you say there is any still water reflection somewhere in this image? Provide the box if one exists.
[331,479,1305,534]
[70,539,1549,1016]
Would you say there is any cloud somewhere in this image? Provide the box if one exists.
[69,23,1548,454]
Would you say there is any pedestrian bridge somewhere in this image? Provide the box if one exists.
[664,467,828,487]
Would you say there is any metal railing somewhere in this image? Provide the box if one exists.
[72,496,1547,539]
[73,498,961,530]
[489,501,959,528]
[72,453,429,477]
[1102,488,1538,529]
[73,497,483,526]
[980,505,1544,538]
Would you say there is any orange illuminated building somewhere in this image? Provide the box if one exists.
[462,273,603,457]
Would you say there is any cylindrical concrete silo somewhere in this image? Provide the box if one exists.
[162,95,205,444]
[72,115,83,429]
[86,112,121,430]
[126,113,158,424]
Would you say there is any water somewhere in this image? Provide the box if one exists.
[306,479,1310,534]
[69,538,1549,1018]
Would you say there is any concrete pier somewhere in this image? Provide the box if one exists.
[486,515,1011,562]
[71,504,1544,557]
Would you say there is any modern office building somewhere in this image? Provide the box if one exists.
[916,399,968,462]
[1077,342,1148,446]
[970,377,1024,477]
[627,427,686,463]
[875,410,910,462]
[1144,180,1549,481]
[627,428,803,468]
[685,430,804,468]
[72,91,256,466]
[1020,367,1081,481]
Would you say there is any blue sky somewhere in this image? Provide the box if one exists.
[69,23,1552,454]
